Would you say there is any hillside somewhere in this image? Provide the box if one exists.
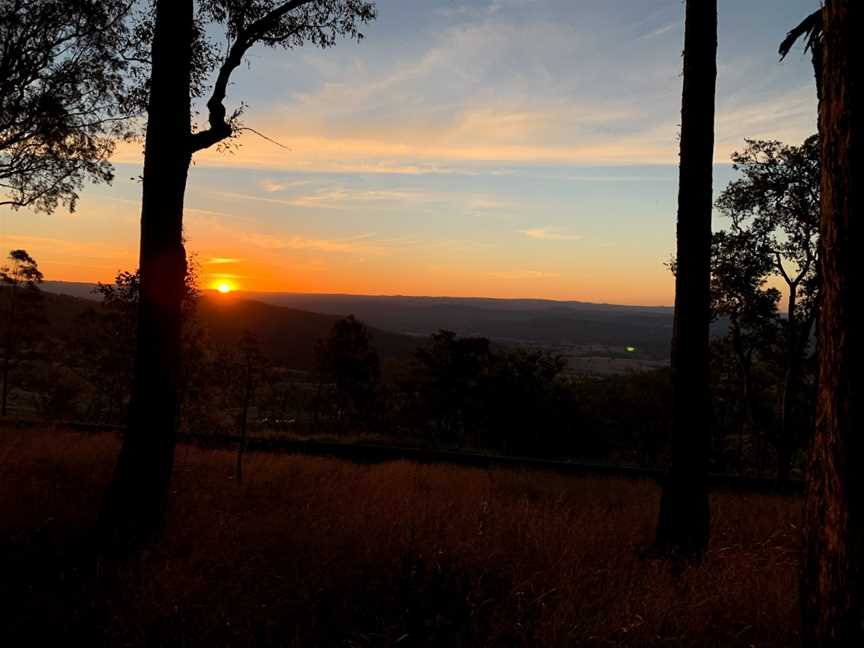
[195,293,420,369]
[42,282,687,360]
[36,288,420,371]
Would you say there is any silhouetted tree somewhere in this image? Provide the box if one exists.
[413,330,491,447]
[236,330,264,481]
[0,0,137,212]
[0,249,44,416]
[105,0,376,542]
[780,9,823,102]
[803,2,864,643]
[315,315,380,433]
[711,229,781,427]
[656,0,717,557]
[716,136,820,481]
[74,264,202,423]
[485,348,568,455]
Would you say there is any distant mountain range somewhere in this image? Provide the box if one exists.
[38,286,418,371]
[41,281,688,360]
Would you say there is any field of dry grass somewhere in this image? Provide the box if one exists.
[1,424,801,646]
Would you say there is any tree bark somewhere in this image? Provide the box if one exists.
[777,283,798,483]
[803,2,864,643]
[100,0,193,544]
[656,0,717,557]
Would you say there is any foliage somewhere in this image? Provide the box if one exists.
[166,0,378,153]
[411,330,491,445]
[715,135,820,339]
[315,315,380,432]
[0,0,140,212]
[71,263,204,423]
[714,135,821,478]
[0,249,45,415]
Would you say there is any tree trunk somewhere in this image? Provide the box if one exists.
[656,0,717,557]
[236,361,254,482]
[1,281,16,417]
[777,283,798,483]
[100,0,193,544]
[803,2,864,643]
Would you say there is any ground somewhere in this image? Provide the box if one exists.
[1,424,800,646]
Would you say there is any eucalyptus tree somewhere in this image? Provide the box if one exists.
[103,0,376,541]
[0,0,138,212]
[803,2,864,643]
[715,136,820,481]
[655,0,717,557]
[710,227,781,435]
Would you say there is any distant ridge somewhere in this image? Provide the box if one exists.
[41,281,673,312]
[41,281,682,359]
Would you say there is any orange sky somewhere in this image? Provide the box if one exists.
[0,0,818,307]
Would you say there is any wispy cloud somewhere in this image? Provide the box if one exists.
[519,227,583,241]
[206,257,244,265]
[240,232,392,256]
[640,20,679,40]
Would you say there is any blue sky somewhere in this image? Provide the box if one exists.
[1,0,820,304]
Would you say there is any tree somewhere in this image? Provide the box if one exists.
[710,228,781,438]
[236,330,264,481]
[0,0,137,212]
[0,249,44,416]
[73,263,201,423]
[780,9,823,102]
[655,0,717,557]
[103,0,376,542]
[803,2,864,643]
[485,348,568,456]
[413,330,491,447]
[315,315,380,433]
[715,136,820,481]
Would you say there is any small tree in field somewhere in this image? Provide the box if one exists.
[0,250,44,416]
[236,330,265,481]
[315,315,380,433]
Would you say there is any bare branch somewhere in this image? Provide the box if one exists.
[189,0,318,153]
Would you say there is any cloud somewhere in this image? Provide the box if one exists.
[256,178,313,193]
[206,257,244,265]
[240,232,392,256]
[519,227,583,241]
[640,21,679,40]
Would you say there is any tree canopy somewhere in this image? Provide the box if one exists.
[0,0,139,212]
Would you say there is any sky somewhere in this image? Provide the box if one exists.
[1,0,820,306]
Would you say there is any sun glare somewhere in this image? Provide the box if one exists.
[216,282,233,294]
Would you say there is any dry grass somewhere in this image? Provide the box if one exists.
[0,425,801,647]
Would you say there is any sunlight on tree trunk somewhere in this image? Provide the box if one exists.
[803,1,864,643]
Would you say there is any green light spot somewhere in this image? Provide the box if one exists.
[626,346,636,353]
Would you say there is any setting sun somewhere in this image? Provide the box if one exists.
[216,282,233,294]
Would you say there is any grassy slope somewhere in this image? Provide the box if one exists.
[1,425,800,646]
